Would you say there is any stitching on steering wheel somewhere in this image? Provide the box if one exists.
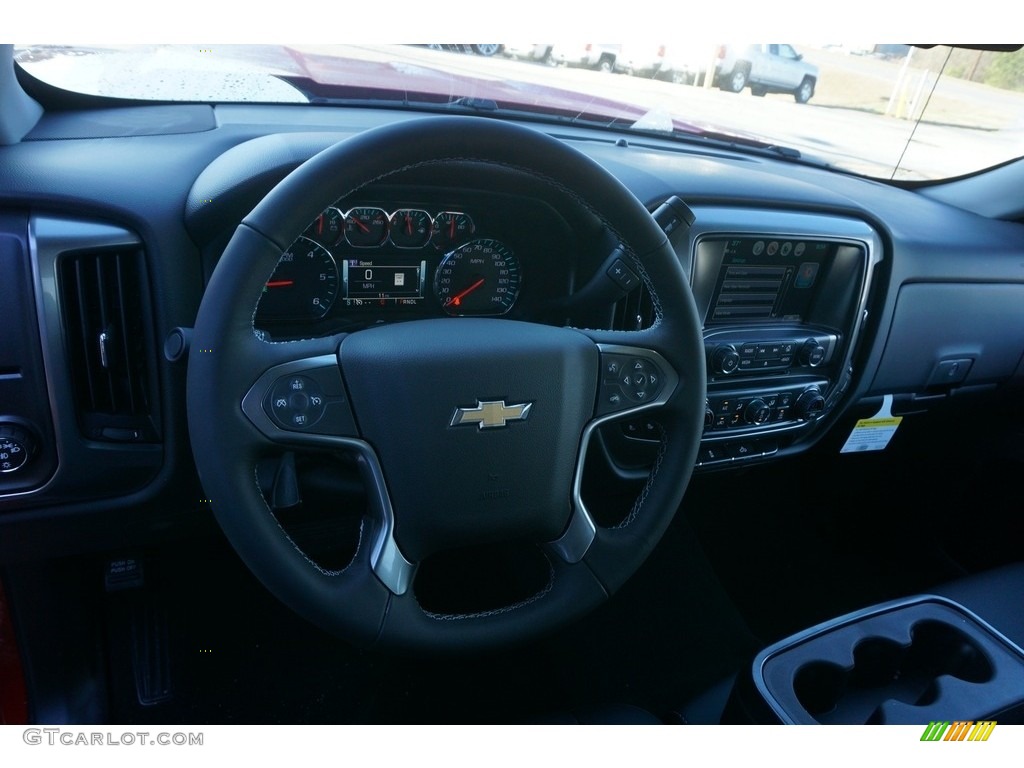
[251,466,356,577]
[618,425,668,529]
[420,555,556,621]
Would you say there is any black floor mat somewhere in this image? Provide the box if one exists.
[103,511,759,724]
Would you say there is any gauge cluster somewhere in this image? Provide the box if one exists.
[253,190,577,338]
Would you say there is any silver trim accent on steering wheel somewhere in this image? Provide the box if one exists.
[240,353,415,596]
[549,343,680,564]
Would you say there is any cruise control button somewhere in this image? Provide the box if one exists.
[269,375,327,429]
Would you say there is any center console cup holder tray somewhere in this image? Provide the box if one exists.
[751,597,1024,724]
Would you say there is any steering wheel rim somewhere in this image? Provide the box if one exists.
[187,116,706,651]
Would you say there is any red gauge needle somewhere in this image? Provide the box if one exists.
[266,280,294,288]
[405,214,413,235]
[315,214,324,236]
[350,218,370,233]
[445,278,485,307]
[448,216,456,240]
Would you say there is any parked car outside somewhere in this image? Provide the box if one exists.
[670,43,819,102]
[502,43,553,63]
[614,43,671,78]
[549,42,621,72]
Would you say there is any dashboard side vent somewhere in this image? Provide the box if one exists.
[612,282,656,331]
[58,248,159,442]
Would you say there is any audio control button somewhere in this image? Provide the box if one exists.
[711,346,740,375]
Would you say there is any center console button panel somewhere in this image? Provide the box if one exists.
[681,217,882,468]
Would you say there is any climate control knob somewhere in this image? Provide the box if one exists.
[744,399,772,425]
[794,388,826,420]
[710,345,740,375]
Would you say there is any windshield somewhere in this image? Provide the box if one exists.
[14,43,1024,181]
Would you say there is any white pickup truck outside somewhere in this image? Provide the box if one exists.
[668,44,819,103]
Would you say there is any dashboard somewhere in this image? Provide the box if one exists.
[1,90,1024,726]
[1,102,1023,547]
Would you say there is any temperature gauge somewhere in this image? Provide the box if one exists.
[344,207,389,247]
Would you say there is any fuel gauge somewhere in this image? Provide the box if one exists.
[303,207,344,247]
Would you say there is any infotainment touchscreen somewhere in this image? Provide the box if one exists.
[704,238,835,324]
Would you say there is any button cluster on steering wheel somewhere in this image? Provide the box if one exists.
[269,375,327,429]
[597,352,665,415]
[259,365,358,437]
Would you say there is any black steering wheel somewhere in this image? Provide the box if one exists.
[187,116,706,651]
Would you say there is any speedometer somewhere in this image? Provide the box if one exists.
[434,239,521,316]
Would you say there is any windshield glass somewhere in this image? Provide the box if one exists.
[14,43,1024,181]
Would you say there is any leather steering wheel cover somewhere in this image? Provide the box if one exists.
[187,116,706,651]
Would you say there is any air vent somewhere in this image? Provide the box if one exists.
[58,249,159,442]
[612,282,657,331]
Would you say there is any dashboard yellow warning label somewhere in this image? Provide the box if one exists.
[840,395,903,453]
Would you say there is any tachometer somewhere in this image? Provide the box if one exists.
[256,237,340,321]
[434,239,520,316]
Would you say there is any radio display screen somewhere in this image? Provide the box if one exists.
[704,238,834,324]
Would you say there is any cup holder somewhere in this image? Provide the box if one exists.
[792,620,994,724]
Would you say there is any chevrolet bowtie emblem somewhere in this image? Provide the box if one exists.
[450,400,533,429]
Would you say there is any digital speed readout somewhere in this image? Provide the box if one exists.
[342,258,427,307]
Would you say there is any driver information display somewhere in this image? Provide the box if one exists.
[343,258,427,306]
